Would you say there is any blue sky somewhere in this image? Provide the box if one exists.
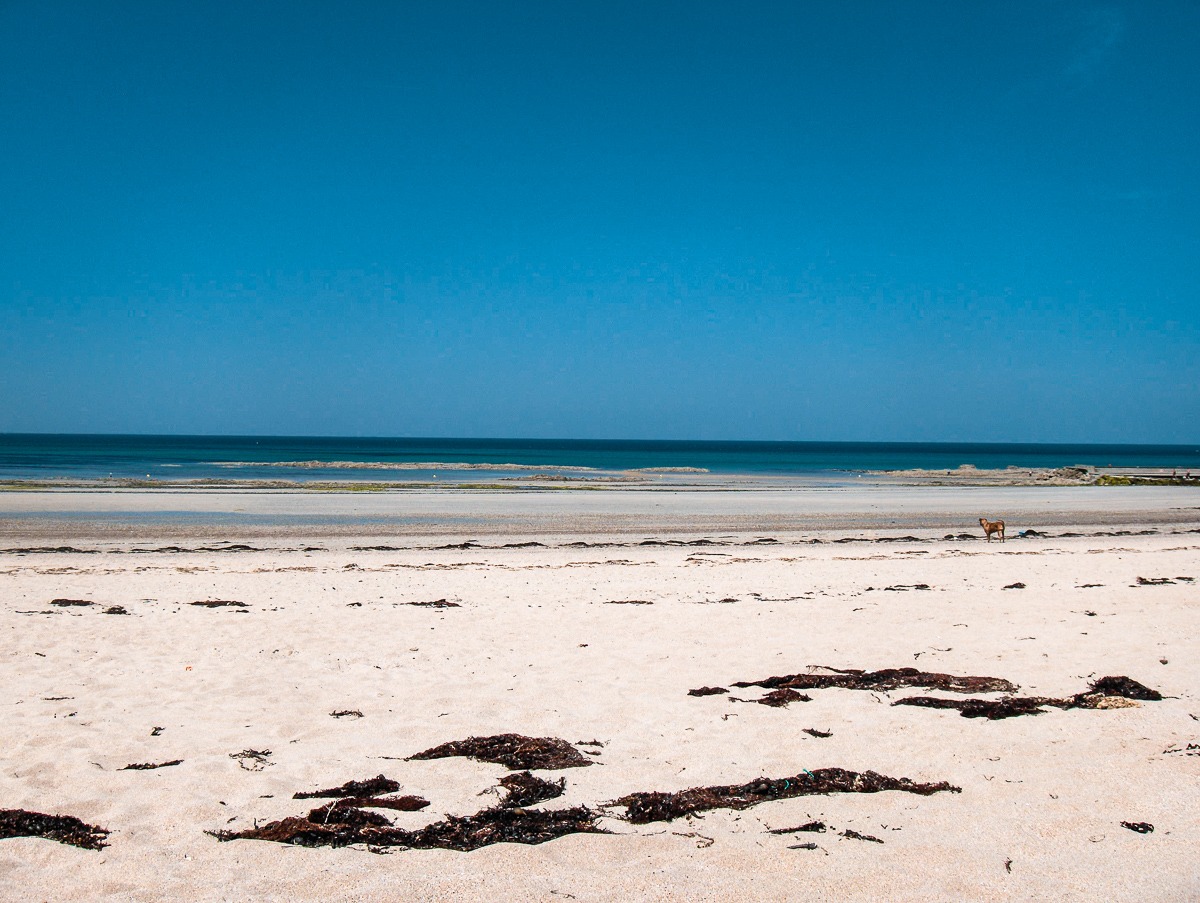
[1,1,1197,442]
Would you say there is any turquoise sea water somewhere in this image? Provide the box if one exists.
[2,434,1199,482]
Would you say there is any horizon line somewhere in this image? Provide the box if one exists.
[1,431,1197,449]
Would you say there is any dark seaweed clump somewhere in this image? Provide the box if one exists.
[754,689,812,707]
[409,734,593,770]
[191,600,248,608]
[0,809,110,850]
[121,760,182,770]
[50,599,93,607]
[893,675,1162,720]
[1121,821,1154,834]
[401,807,605,851]
[1087,676,1161,700]
[406,599,461,608]
[293,775,403,799]
[895,696,1049,719]
[730,667,1017,696]
[688,686,728,697]
[497,772,566,808]
[611,768,960,824]
[214,804,605,851]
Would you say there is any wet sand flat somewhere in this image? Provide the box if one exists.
[2,483,1198,540]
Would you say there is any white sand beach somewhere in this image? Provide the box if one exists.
[1,485,1198,901]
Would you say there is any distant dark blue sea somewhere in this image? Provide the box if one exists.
[2,435,1199,482]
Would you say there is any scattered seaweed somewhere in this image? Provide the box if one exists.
[406,599,461,608]
[121,760,182,770]
[605,599,653,605]
[1003,583,1026,590]
[803,728,832,738]
[611,769,960,824]
[688,686,729,697]
[230,748,272,770]
[213,804,605,851]
[0,809,109,849]
[729,666,1017,696]
[191,600,248,608]
[769,821,825,834]
[50,598,93,607]
[103,605,130,615]
[330,709,364,719]
[1163,742,1200,756]
[1136,577,1174,586]
[409,734,594,770]
[1121,821,1154,834]
[882,584,930,591]
[842,828,884,843]
[294,775,402,799]
[893,675,1162,720]
[496,771,566,808]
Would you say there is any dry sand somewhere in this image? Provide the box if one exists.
[1,486,1198,901]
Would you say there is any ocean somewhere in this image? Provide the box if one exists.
[2,434,1198,482]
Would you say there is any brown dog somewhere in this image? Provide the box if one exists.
[979,517,1005,542]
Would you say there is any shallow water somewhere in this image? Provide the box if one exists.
[3,434,1199,482]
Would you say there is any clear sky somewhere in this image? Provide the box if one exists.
[1,1,1197,442]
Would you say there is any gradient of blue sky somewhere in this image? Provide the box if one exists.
[1,1,1197,441]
